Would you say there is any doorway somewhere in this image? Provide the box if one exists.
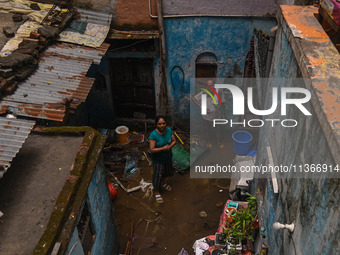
[110,58,156,118]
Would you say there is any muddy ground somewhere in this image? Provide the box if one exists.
[107,131,238,255]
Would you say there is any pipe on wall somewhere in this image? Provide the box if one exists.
[265,26,278,78]
[157,0,167,62]
[156,0,168,115]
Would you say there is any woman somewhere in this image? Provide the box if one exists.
[149,116,176,203]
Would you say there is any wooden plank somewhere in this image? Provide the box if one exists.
[51,242,61,255]
[266,146,279,194]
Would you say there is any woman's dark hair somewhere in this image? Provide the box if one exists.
[155,115,166,125]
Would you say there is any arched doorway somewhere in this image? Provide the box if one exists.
[195,52,218,78]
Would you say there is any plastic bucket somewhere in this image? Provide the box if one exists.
[115,126,130,144]
[232,130,253,155]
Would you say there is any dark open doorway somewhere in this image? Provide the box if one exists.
[110,58,156,119]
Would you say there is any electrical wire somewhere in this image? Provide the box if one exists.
[108,39,151,52]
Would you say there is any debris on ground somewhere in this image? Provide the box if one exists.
[134,217,161,254]
[123,149,142,181]
[216,201,223,208]
[109,127,235,254]
[143,151,152,166]
[192,237,210,255]
[130,132,145,144]
[109,173,141,194]
[199,211,208,218]
[178,247,189,255]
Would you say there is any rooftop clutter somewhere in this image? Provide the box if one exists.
[0,2,75,99]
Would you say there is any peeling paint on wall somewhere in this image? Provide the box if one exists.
[164,17,277,127]
[255,5,340,255]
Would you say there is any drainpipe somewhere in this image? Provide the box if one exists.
[265,26,278,78]
[157,0,167,63]
[156,0,168,115]
[149,0,158,18]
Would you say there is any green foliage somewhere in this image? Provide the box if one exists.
[245,192,257,214]
[222,194,258,254]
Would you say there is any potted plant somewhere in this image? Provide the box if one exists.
[215,231,227,248]
[221,194,258,255]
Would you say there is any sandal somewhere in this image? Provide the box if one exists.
[155,194,164,203]
[162,183,171,191]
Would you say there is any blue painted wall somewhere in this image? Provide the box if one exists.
[66,157,119,255]
[255,21,340,255]
[164,17,277,127]
[66,229,85,255]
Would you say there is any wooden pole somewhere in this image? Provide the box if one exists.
[156,0,167,115]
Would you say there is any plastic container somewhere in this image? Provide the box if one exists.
[199,242,209,251]
[108,183,117,200]
[115,126,130,144]
[232,131,253,155]
[225,207,237,223]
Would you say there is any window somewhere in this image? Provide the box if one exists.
[195,52,218,78]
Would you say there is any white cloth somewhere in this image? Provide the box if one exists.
[192,237,209,255]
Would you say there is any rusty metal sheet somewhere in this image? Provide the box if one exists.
[58,8,112,48]
[109,29,159,40]
[77,8,112,26]
[0,117,35,178]
[0,42,110,122]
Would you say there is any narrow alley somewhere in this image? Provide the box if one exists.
[0,1,339,255]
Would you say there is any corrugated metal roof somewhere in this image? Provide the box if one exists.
[0,43,110,122]
[58,8,112,47]
[77,8,112,26]
[0,117,35,178]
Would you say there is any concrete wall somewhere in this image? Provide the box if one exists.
[87,157,118,254]
[162,0,313,16]
[162,0,277,16]
[164,17,277,128]
[110,0,311,21]
[255,7,340,255]
[113,0,158,29]
[66,157,118,254]
[72,0,311,30]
